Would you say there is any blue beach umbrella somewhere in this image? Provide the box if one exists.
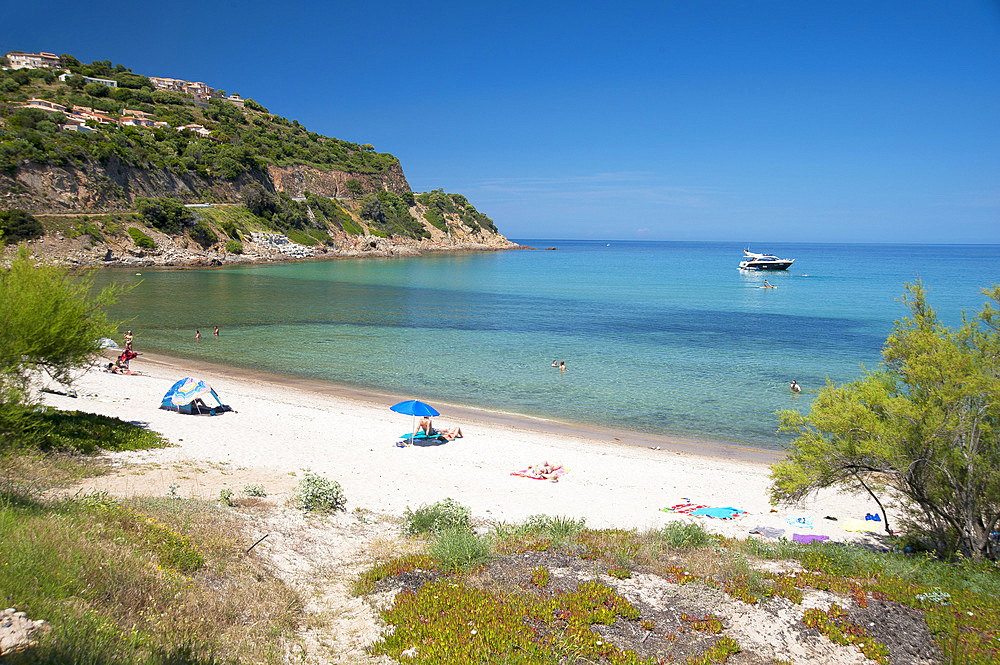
[390,399,440,439]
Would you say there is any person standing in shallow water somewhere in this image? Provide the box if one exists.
[560,361,566,372]
[790,380,801,393]
[213,326,219,337]
[196,330,201,340]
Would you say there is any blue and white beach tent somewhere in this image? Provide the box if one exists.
[160,377,232,415]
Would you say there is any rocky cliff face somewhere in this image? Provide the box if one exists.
[267,162,411,198]
[0,159,410,212]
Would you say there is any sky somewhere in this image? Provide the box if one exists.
[3,1,999,242]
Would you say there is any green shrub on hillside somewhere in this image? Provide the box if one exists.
[0,209,44,244]
[190,220,218,248]
[0,53,402,182]
[127,226,156,249]
[134,197,194,234]
[225,239,243,254]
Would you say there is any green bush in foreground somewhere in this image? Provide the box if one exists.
[403,497,471,535]
[430,527,491,572]
[293,472,346,512]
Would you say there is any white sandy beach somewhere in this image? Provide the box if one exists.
[40,352,893,544]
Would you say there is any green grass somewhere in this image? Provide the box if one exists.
[0,418,302,664]
[403,497,472,535]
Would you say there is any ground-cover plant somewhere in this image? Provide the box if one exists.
[803,604,890,664]
[359,515,1000,664]
[293,471,346,512]
[403,497,472,535]
[370,577,650,664]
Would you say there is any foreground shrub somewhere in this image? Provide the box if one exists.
[403,497,471,535]
[430,527,491,572]
[293,472,346,512]
[659,520,712,549]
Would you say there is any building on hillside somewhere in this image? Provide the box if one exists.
[70,108,115,124]
[148,76,215,101]
[57,72,118,88]
[20,98,68,113]
[5,51,61,70]
[225,93,246,108]
[177,123,212,136]
[120,115,155,127]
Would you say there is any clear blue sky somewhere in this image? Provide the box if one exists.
[3,1,999,242]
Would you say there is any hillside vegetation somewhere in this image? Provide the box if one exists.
[0,56,397,181]
[0,53,507,251]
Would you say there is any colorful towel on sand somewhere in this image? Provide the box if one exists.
[511,466,566,480]
[691,507,745,520]
[793,534,830,545]
[785,516,814,529]
[749,526,786,538]
[662,502,710,515]
[842,518,881,533]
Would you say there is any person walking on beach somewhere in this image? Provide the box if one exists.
[195,330,201,340]
[213,326,219,337]
[123,330,133,351]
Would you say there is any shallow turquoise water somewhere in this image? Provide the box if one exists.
[91,241,1000,449]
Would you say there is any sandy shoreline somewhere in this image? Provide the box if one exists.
[39,351,893,543]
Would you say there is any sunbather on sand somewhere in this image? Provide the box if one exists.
[417,417,463,440]
[529,460,560,481]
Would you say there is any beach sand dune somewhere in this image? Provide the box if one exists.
[40,353,892,546]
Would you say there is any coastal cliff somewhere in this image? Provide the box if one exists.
[0,52,519,266]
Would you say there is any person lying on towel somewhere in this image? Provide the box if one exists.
[417,416,463,440]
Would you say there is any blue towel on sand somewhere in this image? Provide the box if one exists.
[691,507,745,519]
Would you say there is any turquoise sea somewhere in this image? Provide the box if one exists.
[91,241,1000,450]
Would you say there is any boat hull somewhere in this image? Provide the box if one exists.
[739,260,794,271]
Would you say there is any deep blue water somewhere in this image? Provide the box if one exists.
[90,241,1000,449]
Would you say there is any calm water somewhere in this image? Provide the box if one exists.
[91,241,1000,449]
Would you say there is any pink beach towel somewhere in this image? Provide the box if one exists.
[662,503,710,515]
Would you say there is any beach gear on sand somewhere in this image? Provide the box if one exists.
[662,502,709,514]
[843,518,881,533]
[662,503,744,519]
[691,507,745,520]
[793,534,830,545]
[749,526,785,538]
[785,516,814,529]
[390,399,440,440]
[160,377,233,415]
